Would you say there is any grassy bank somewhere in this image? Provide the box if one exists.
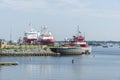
[0,45,61,56]
[5,45,41,49]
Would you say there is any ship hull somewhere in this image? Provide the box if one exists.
[40,39,56,45]
[24,37,37,44]
[50,47,92,55]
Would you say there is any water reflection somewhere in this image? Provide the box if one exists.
[23,56,85,80]
[1,47,120,80]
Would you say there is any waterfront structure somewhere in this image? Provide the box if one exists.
[0,39,7,48]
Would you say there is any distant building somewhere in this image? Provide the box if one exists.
[0,39,7,48]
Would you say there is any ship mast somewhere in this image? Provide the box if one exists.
[41,25,48,34]
[29,23,33,32]
[10,28,12,43]
[77,25,81,36]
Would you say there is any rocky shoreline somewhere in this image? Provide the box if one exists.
[0,48,60,56]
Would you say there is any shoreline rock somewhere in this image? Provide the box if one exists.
[0,48,60,56]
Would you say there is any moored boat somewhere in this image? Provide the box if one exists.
[50,47,91,55]
[50,26,92,55]
[23,24,40,44]
[38,25,56,45]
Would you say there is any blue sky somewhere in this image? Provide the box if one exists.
[0,0,120,41]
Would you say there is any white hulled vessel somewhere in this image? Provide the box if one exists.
[38,25,56,45]
[23,24,40,44]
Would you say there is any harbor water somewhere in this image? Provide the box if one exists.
[1,46,120,80]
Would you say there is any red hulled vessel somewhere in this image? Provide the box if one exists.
[38,25,56,45]
[50,26,92,55]
[23,24,40,44]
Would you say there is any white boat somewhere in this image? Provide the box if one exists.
[23,24,40,44]
[102,43,108,48]
[38,25,56,45]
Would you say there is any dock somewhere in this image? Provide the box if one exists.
[0,62,18,65]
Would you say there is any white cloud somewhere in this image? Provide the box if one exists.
[0,0,47,10]
[0,0,90,16]
[0,0,120,17]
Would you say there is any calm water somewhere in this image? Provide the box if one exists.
[1,46,120,80]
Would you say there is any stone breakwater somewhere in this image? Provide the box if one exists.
[0,48,60,56]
